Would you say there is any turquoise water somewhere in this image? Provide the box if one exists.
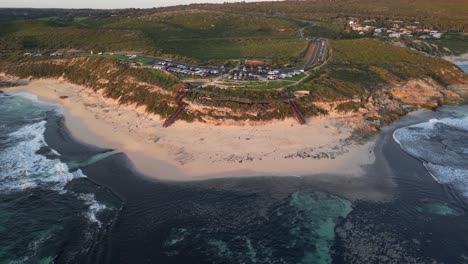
[417,202,463,216]
[289,192,352,264]
[1,92,468,263]
[159,190,352,264]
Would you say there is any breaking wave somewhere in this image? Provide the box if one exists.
[0,120,85,193]
[0,93,124,263]
[79,193,108,227]
[393,115,468,198]
[0,94,114,227]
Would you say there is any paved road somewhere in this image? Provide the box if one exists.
[304,39,326,68]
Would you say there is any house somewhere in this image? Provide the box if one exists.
[389,33,402,38]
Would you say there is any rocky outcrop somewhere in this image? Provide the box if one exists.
[388,78,463,108]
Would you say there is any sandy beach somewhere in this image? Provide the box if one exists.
[4,78,377,180]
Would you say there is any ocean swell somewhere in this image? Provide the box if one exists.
[393,115,468,198]
[0,120,85,193]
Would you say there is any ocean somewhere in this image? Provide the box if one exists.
[459,63,468,74]
[1,91,467,263]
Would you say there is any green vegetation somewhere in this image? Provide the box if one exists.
[0,56,184,117]
[288,38,466,102]
[157,38,306,66]
[220,74,306,90]
[335,101,364,113]
[0,19,151,52]
[330,38,464,83]
[200,0,468,31]
[0,3,467,122]
[426,33,468,55]
[222,80,292,90]
[0,11,308,66]
[333,39,450,66]
[186,85,326,121]
[288,71,367,102]
[303,22,343,39]
[285,73,307,82]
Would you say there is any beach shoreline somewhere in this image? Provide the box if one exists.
[5,78,379,181]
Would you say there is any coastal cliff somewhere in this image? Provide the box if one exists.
[0,54,466,132]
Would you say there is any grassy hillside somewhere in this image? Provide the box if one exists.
[200,0,468,31]
[0,4,466,123]
[331,39,465,83]
[0,11,308,66]
[0,18,151,52]
[1,1,467,61]
[288,38,466,101]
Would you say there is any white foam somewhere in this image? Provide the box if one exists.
[425,164,468,197]
[0,121,85,193]
[394,115,468,198]
[12,92,59,107]
[438,116,468,132]
[78,193,107,227]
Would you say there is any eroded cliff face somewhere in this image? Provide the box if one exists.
[388,78,464,108]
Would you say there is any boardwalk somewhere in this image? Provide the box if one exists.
[163,90,187,128]
[278,91,306,125]
[288,100,306,125]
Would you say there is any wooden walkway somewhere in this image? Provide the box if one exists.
[162,90,187,128]
[163,88,307,127]
[288,100,306,125]
[278,90,306,125]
